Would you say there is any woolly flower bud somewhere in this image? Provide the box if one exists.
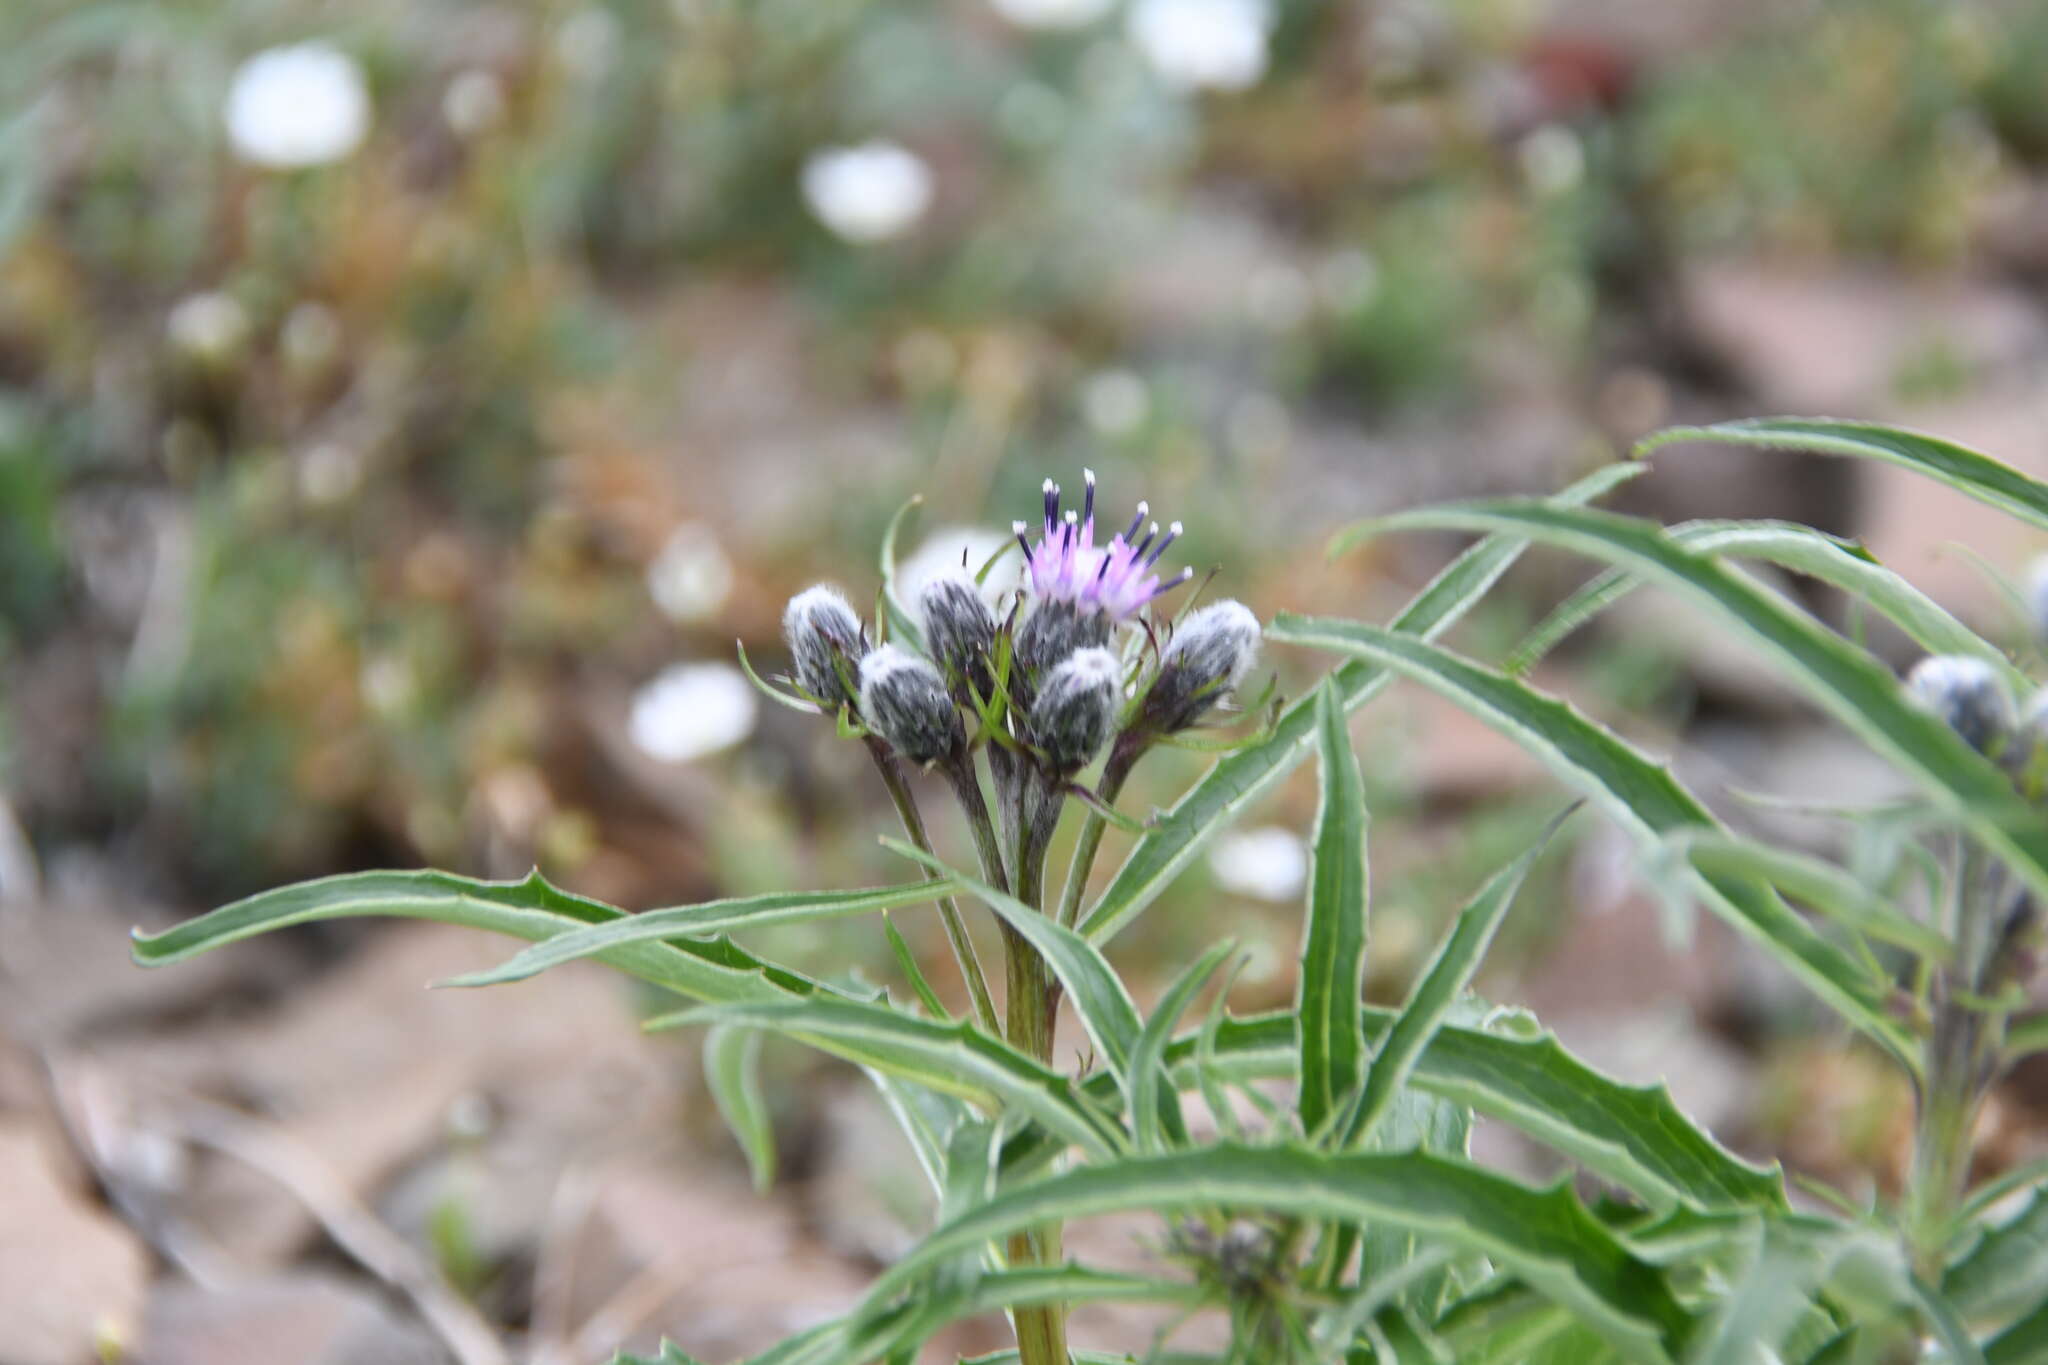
[1905,654,2014,754]
[783,584,866,711]
[1139,599,1261,733]
[918,571,997,701]
[1029,646,1121,771]
[859,645,963,765]
[1014,598,1114,694]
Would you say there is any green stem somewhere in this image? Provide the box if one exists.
[864,739,1001,1037]
[1907,840,2004,1277]
[1054,739,1145,930]
[1003,760,1070,1365]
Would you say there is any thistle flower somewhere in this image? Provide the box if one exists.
[783,585,867,712]
[1028,646,1121,771]
[859,646,964,765]
[1905,655,2014,755]
[1013,470,1193,623]
[918,571,998,702]
[1137,599,1261,733]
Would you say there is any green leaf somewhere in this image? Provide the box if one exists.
[653,996,1124,1159]
[1947,1189,2048,1330]
[878,493,928,651]
[133,867,836,1007]
[864,1144,1692,1363]
[1328,499,2048,912]
[1989,1299,2048,1365]
[1299,680,1372,1141]
[1266,616,1916,1066]
[881,838,1164,1135]
[439,880,958,988]
[1080,462,1647,947]
[1915,1272,1991,1365]
[611,1343,710,1365]
[1005,1006,1785,1215]
[1509,519,2020,691]
[1674,831,1951,961]
[1130,940,1235,1154]
[1685,1220,1862,1365]
[1637,418,2048,533]
[1339,815,1567,1149]
[704,1025,776,1192]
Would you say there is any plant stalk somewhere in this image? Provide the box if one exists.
[1054,738,1146,929]
[864,738,1001,1037]
[1002,760,1070,1365]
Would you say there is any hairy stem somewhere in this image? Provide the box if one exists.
[1003,759,1069,1365]
[1054,738,1146,929]
[864,738,1001,1037]
[1908,840,2005,1277]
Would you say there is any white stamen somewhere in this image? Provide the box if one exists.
[1136,501,1149,517]
[1168,520,1183,535]
[1064,510,1078,524]
[1148,521,1160,536]
[1012,520,1029,534]
[1042,478,1057,492]
[1084,467,1095,484]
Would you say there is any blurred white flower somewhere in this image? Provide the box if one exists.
[629,663,758,763]
[801,142,933,243]
[646,522,735,622]
[1127,0,1271,92]
[166,292,250,363]
[224,42,370,168]
[443,70,508,138]
[1081,370,1149,436]
[898,526,1023,600]
[988,0,1114,30]
[1519,124,1585,196]
[1208,825,1307,902]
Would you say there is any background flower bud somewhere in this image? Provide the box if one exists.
[859,645,964,764]
[1905,654,2014,754]
[783,584,867,711]
[1028,646,1120,771]
[918,571,997,702]
[1138,599,1261,733]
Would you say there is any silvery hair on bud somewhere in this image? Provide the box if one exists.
[1905,654,2014,754]
[783,584,867,711]
[1141,599,1261,733]
[918,571,997,699]
[1015,599,1114,682]
[1029,646,1121,771]
[859,645,964,765]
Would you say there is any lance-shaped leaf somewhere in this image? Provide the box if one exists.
[652,996,1124,1159]
[133,868,835,1005]
[1079,462,1647,947]
[1947,1188,2048,1331]
[1265,617,1916,1065]
[1129,941,1235,1154]
[704,1025,776,1192]
[1637,418,2048,533]
[1509,519,2022,692]
[861,1143,1693,1364]
[1339,812,1569,1149]
[1674,832,1950,961]
[1330,500,2048,909]
[1298,681,1371,1140]
[439,879,956,988]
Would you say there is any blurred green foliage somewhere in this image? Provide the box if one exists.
[2,0,2043,911]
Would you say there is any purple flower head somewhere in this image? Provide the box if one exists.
[1013,469,1193,622]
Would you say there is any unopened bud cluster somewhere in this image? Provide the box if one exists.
[773,471,1262,783]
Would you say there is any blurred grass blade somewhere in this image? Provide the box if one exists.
[1509,519,2019,690]
[1130,941,1234,1154]
[654,996,1123,1159]
[1637,418,2048,533]
[1298,680,1371,1140]
[1339,811,1570,1149]
[132,867,841,1008]
[1674,832,1950,960]
[439,880,956,988]
[878,493,928,651]
[1320,499,2048,912]
[862,1143,1690,1364]
[704,1025,776,1192]
[1080,461,1646,947]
